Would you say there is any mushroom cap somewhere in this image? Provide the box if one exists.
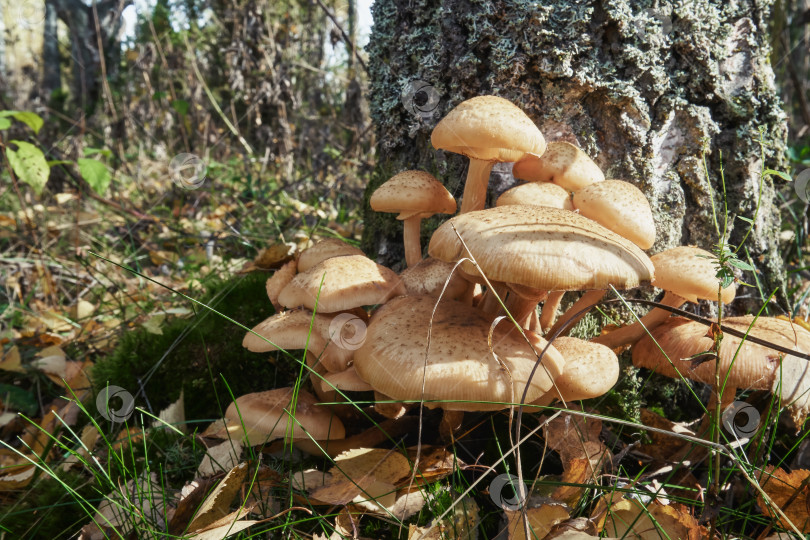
[297,239,364,273]
[540,337,619,403]
[431,96,546,162]
[428,205,654,292]
[512,142,604,191]
[632,316,810,390]
[572,180,656,249]
[353,295,565,411]
[278,254,406,313]
[225,387,345,443]
[265,259,297,309]
[243,310,330,353]
[370,170,456,219]
[496,182,574,210]
[650,246,736,304]
[399,257,469,300]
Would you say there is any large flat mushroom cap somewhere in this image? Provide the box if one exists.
[431,96,546,162]
[512,142,604,191]
[278,254,406,312]
[572,180,656,249]
[631,316,808,390]
[354,295,565,411]
[428,205,654,291]
[370,170,456,218]
[650,246,736,304]
[225,387,345,443]
[297,239,364,273]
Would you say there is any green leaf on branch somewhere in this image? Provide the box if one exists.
[0,117,11,130]
[762,169,792,182]
[727,258,755,271]
[171,99,189,116]
[78,158,111,195]
[7,140,50,195]
[0,110,44,134]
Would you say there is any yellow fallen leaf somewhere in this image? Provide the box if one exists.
[505,500,570,540]
[0,346,23,373]
[757,466,810,532]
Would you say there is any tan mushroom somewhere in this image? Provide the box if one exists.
[354,295,566,412]
[265,259,297,311]
[277,254,406,313]
[399,257,469,301]
[532,337,619,405]
[370,170,457,267]
[594,246,736,350]
[432,96,546,213]
[224,387,345,445]
[428,205,654,329]
[512,141,604,192]
[496,182,574,210]
[297,238,364,273]
[572,179,656,250]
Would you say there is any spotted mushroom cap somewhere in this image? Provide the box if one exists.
[536,337,619,404]
[243,310,330,353]
[650,246,736,304]
[428,205,654,292]
[354,295,566,411]
[496,182,574,210]
[278,254,406,313]
[225,387,345,443]
[512,142,604,191]
[399,257,468,300]
[370,170,456,220]
[431,96,546,162]
[572,180,656,250]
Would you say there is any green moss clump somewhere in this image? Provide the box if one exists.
[91,272,302,423]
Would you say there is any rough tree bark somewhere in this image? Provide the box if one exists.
[362,0,789,312]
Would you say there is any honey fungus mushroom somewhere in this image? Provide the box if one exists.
[370,170,456,267]
[633,316,810,426]
[428,205,654,330]
[512,141,604,192]
[354,295,565,415]
[431,96,546,213]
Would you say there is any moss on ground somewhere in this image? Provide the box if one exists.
[91,272,302,423]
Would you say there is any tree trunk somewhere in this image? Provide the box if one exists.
[42,0,61,97]
[362,0,789,312]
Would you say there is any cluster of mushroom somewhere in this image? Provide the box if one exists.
[225,95,810,450]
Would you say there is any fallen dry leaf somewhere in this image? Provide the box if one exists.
[310,448,411,505]
[757,466,810,532]
[188,462,249,532]
[0,346,23,373]
[197,439,243,477]
[594,494,703,540]
[505,499,570,540]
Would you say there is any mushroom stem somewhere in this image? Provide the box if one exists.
[506,289,548,328]
[402,216,423,267]
[460,159,495,213]
[480,284,508,316]
[539,291,565,334]
[549,290,606,337]
[592,291,687,349]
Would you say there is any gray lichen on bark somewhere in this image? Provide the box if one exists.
[362,0,788,310]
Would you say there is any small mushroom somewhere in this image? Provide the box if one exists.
[277,254,406,313]
[224,387,345,445]
[532,337,619,406]
[265,259,297,311]
[432,96,546,213]
[297,238,364,272]
[512,141,604,192]
[370,170,456,267]
[593,246,736,350]
[399,257,469,301]
[572,179,656,250]
[496,182,574,210]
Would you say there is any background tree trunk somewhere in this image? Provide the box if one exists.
[362,0,790,313]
